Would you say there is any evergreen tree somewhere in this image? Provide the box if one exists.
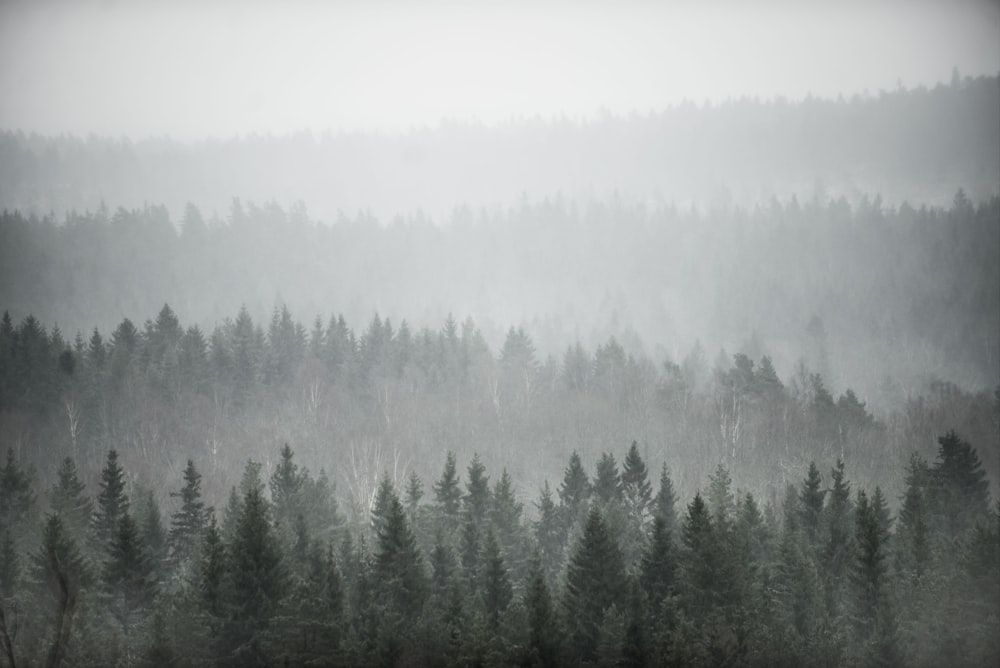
[269,443,304,548]
[103,511,157,655]
[0,530,17,599]
[0,448,35,543]
[621,441,653,524]
[138,489,168,584]
[464,453,491,527]
[562,506,626,661]
[433,451,462,522]
[897,454,931,577]
[95,449,130,551]
[593,452,622,504]
[641,514,677,616]
[851,489,899,665]
[558,451,591,539]
[405,470,423,519]
[29,515,89,668]
[653,463,678,535]
[225,482,285,665]
[524,554,561,667]
[169,459,208,571]
[481,529,513,630]
[799,461,825,548]
[198,513,226,631]
[48,457,92,546]
[707,464,735,526]
[930,430,990,540]
[679,492,720,620]
[534,481,563,585]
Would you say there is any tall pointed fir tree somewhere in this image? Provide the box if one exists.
[481,529,513,631]
[169,459,208,572]
[464,454,491,528]
[850,489,900,666]
[103,511,157,659]
[653,463,678,535]
[95,450,129,552]
[433,451,462,528]
[524,554,561,667]
[562,506,626,662]
[48,457,93,546]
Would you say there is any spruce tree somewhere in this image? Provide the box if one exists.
[524,555,561,667]
[169,459,208,570]
[621,441,653,524]
[29,515,89,668]
[930,431,989,540]
[641,514,677,616]
[95,449,129,551]
[433,451,462,522]
[799,461,825,548]
[653,463,678,535]
[225,482,285,665]
[103,511,157,653]
[534,481,563,585]
[0,448,35,543]
[481,529,513,630]
[48,457,93,546]
[593,452,622,504]
[464,453,491,527]
[563,506,626,661]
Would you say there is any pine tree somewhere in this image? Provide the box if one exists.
[799,462,825,549]
[225,482,285,665]
[563,506,627,661]
[405,470,423,519]
[653,463,678,535]
[621,442,653,524]
[433,451,462,522]
[930,430,990,540]
[534,481,563,585]
[524,554,561,667]
[169,459,208,571]
[593,452,622,504]
[103,511,157,654]
[198,513,226,630]
[464,453,491,527]
[481,529,513,630]
[641,514,677,616]
[0,448,35,543]
[48,457,93,546]
[269,443,304,548]
[897,454,931,577]
[851,489,899,664]
[375,490,427,617]
[29,515,89,668]
[138,489,168,584]
[558,451,591,538]
[679,492,720,620]
[95,449,129,551]
[707,464,735,527]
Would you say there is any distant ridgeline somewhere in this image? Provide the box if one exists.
[0,74,997,221]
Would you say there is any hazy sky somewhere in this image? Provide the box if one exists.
[1,0,998,139]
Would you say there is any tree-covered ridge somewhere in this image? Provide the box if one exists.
[1,304,998,518]
[1,190,998,400]
[1,74,996,223]
[0,434,996,666]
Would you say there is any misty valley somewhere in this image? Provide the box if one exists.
[0,18,998,668]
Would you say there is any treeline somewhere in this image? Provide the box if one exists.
[1,74,997,223]
[1,305,998,521]
[1,191,998,400]
[0,433,996,666]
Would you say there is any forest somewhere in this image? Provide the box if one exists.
[0,296,997,666]
[1,9,998,662]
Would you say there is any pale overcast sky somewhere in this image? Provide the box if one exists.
[1,0,998,139]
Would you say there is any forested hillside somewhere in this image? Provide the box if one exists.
[2,193,998,407]
[1,75,996,223]
[0,418,996,665]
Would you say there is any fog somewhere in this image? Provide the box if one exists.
[1,2,999,667]
[2,1,998,138]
